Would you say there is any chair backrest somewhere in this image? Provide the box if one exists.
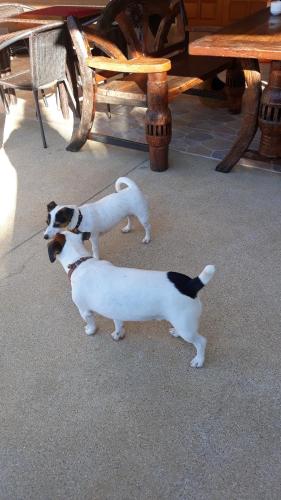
[0,4,34,74]
[95,0,188,58]
[29,26,67,88]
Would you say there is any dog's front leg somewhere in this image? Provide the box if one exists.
[79,309,97,336]
[111,320,125,341]
[90,233,100,259]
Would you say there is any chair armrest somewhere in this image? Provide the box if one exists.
[86,55,171,73]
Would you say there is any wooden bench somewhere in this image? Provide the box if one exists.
[67,0,245,171]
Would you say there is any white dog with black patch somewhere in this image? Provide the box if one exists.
[44,177,151,259]
[47,231,215,368]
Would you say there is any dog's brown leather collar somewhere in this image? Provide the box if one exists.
[70,210,83,234]
[68,256,92,280]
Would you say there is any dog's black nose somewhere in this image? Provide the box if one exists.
[44,234,49,240]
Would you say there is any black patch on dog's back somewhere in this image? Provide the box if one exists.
[167,272,204,299]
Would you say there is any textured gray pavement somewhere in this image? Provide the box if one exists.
[0,111,281,500]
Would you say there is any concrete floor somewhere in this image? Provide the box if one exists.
[0,87,281,500]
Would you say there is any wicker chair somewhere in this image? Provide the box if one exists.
[0,4,34,110]
[0,22,75,147]
[0,4,33,73]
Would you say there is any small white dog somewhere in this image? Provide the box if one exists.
[44,177,151,259]
[47,231,215,368]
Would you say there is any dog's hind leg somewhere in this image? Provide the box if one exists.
[121,217,132,233]
[134,202,151,243]
[111,320,125,341]
[141,221,151,244]
[169,316,206,368]
[79,309,97,336]
[136,214,151,243]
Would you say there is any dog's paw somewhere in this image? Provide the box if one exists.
[85,325,96,336]
[121,226,131,233]
[190,356,204,368]
[142,235,151,244]
[111,330,125,341]
[169,327,179,338]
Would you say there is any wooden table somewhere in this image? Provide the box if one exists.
[189,7,281,173]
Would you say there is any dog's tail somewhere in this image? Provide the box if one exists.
[198,265,216,286]
[167,265,215,299]
[115,177,139,192]
[191,265,216,298]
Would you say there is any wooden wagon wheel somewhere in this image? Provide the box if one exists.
[67,1,175,171]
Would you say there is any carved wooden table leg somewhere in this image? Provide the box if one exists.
[258,61,281,158]
[216,58,261,173]
[66,16,95,152]
[146,72,171,172]
[224,58,245,114]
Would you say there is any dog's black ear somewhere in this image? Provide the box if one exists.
[55,207,74,226]
[82,232,91,241]
[47,234,66,263]
[47,201,57,212]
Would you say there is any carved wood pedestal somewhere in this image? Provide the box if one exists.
[146,72,171,172]
[216,60,281,173]
[259,61,281,158]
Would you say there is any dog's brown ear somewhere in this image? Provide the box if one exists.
[47,201,57,212]
[82,232,91,241]
[47,234,66,263]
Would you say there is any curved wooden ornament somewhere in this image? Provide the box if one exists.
[66,16,95,152]
[216,58,261,173]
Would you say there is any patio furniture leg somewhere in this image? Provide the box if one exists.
[58,80,69,120]
[225,59,245,114]
[216,58,261,173]
[146,72,171,172]
[33,89,47,148]
[66,15,95,152]
[8,88,16,105]
[41,89,48,107]
[0,86,9,113]
[258,61,281,158]
[63,77,78,117]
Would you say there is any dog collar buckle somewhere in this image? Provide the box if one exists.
[71,210,83,234]
[68,256,92,280]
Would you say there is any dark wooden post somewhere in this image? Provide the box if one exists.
[259,61,281,158]
[146,72,171,172]
[225,59,245,114]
